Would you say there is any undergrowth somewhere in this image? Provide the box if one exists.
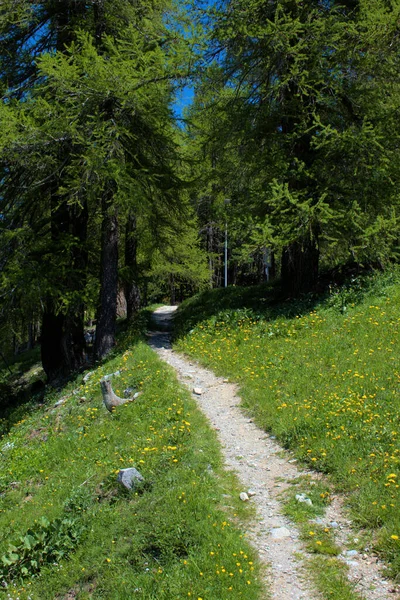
[175,267,400,579]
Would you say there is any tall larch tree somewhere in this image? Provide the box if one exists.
[0,0,189,380]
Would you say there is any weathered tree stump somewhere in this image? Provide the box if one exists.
[100,377,135,412]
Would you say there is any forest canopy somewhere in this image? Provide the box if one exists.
[1,0,399,382]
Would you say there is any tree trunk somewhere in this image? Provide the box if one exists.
[40,5,89,384]
[41,184,88,383]
[94,187,119,361]
[27,321,35,350]
[124,212,141,320]
[170,274,176,305]
[270,251,276,280]
[41,304,86,383]
[281,235,319,297]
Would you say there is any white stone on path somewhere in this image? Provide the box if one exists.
[270,527,292,539]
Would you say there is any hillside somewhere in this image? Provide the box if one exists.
[175,268,400,579]
[0,324,261,599]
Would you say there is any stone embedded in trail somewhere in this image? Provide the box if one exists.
[240,492,250,502]
[193,387,204,395]
[248,489,257,497]
[270,527,291,539]
[117,468,144,490]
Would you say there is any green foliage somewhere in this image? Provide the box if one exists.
[1,516,84,583]
[0,0,199,372]
[185,0,400,289]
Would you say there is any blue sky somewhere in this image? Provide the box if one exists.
[172,0,219,121]
[174,85,195,120]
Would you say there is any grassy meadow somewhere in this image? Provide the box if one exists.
[0,324,262,599]
[174,269,400,577]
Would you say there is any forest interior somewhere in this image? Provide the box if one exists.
[1,0,400,599]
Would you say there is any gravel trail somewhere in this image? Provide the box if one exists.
[147,306,399,600]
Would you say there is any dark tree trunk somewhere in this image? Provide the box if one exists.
[41,305,86,383]
[41,196,88,383]
[40,4,89,384]
[124,212,141,320]
[170,274,176,305]
[27,321,35,350]
[94,187,119,361]
[207,222,216,287]
[281,235,319,297]
[270,251,276,280]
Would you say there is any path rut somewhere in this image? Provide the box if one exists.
[147,306,399,600]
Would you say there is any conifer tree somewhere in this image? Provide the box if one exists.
[192,0,400,294]
[0,0,190,377]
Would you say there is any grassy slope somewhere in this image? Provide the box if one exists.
[174,269,400,577]
[0,326,262,599]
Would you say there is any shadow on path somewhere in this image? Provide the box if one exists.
[146,306,177,350]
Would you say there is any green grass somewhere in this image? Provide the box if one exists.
[0,325,263,599]
[174,267,400,578]
[308,557,364,600]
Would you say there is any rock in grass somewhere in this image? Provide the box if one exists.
[100,378,135,412]
[240,492,250,502]
[295,493,313,506]
[83,370,95,383]
[117,468,144,491]
[54,397,67,407]
[124,387,136,396]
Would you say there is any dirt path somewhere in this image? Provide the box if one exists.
[147,306,399,600]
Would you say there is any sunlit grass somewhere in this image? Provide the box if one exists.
[0,329,263,598]
[175,268,400,577]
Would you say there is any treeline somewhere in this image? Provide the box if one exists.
[186,0,400,295]
[0,0,207,383]
[1,0,399,384]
